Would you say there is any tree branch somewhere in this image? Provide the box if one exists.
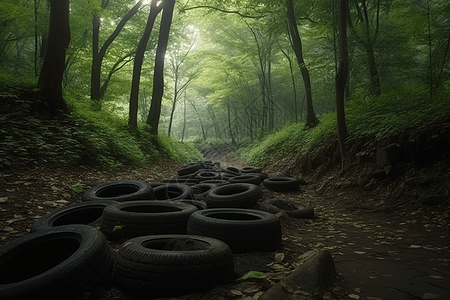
[181,5,266,19]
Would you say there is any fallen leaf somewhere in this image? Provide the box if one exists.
[230,289,243,296]
[410,245,422,249]
[429,275,443,280]
[348,294,360,299]
[354,251,366,255]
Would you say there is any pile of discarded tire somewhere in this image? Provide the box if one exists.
[0,161,313,299]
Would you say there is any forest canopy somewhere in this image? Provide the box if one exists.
[1,0,449,147]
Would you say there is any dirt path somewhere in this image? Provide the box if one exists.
[204,149,450,300]
[1,152,449,300]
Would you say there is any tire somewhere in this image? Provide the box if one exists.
[100,201,197,240]
[0,225,113,300]
[201,179,230,186]
[30,200,115,232]
[241,167,263,173]
[247,172,269,180]
[113,235,235,298]
[153,183,194,200]
[178,163,202,176]
[262,177,302,192]
[83,180,154,202]
[191,183,217,200]
[174,199,208,210]
[187,208,282,253]
[228,174,263,185]
[259,199,314,219]
[225,167,242,175]
[206,183,262,208]
[196,171,221,181]
[162,178,199,186]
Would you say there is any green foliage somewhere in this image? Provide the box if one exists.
[242,85,450,166]
[0,85,202,170]
[241,115,336,166]
[236,271,266,282]
[70,182,87,195]
[156,133,203,163]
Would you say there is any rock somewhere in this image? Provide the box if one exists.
[260,250,336,300]
[376,144,402,168]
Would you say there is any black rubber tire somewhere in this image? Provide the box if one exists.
[206,183,262,208]
[201,179,230,186]
[241,167,263,173]
[174,199,208,210]
[162,178,199,186]
[178,163,202,176]
[259,199,314,219]
[82,180,154,202]
[247,172,269,180]
[228,174,263,185]
[113,234,235,298]
[0,225,113,300]
[225,167,242,175]
[191,183,217,200]
[187,209,282,253]
[30,200,115,232]
[152,183,194,200]
[262,177,302,192]
[196,171,221,182]
[100,200,197,240]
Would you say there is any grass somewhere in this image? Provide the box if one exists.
[241,84,450,166]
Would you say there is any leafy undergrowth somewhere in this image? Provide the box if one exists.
[0,84,202,169]
[241,85,450,166]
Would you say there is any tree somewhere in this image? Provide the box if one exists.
[91,0,142,100]
[35,0,70,116]
[285,0,320,128]
[128,0,163,129]
[347,0,384,96]
[146,0,176,135]
[167,33,199,137]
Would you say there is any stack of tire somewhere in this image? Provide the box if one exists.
[0,161,313,299]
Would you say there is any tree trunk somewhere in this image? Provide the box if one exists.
[336,0,349,170]
[189,98,206,140]
[35,0,70,117]
[128,0,162,129]
[168,73,179,137]
[146,0,175,135]
[286,0,319,129]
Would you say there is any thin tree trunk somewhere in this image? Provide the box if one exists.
[286,0,319,128]
[146,0,175,135]
[128,0,162,129]
[181,96,187,142]
[34,0,38,77]
[189,98,206,140]
[168,73,179,137]
[336,0,349,171]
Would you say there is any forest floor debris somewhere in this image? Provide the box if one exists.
[1,146,449,299]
